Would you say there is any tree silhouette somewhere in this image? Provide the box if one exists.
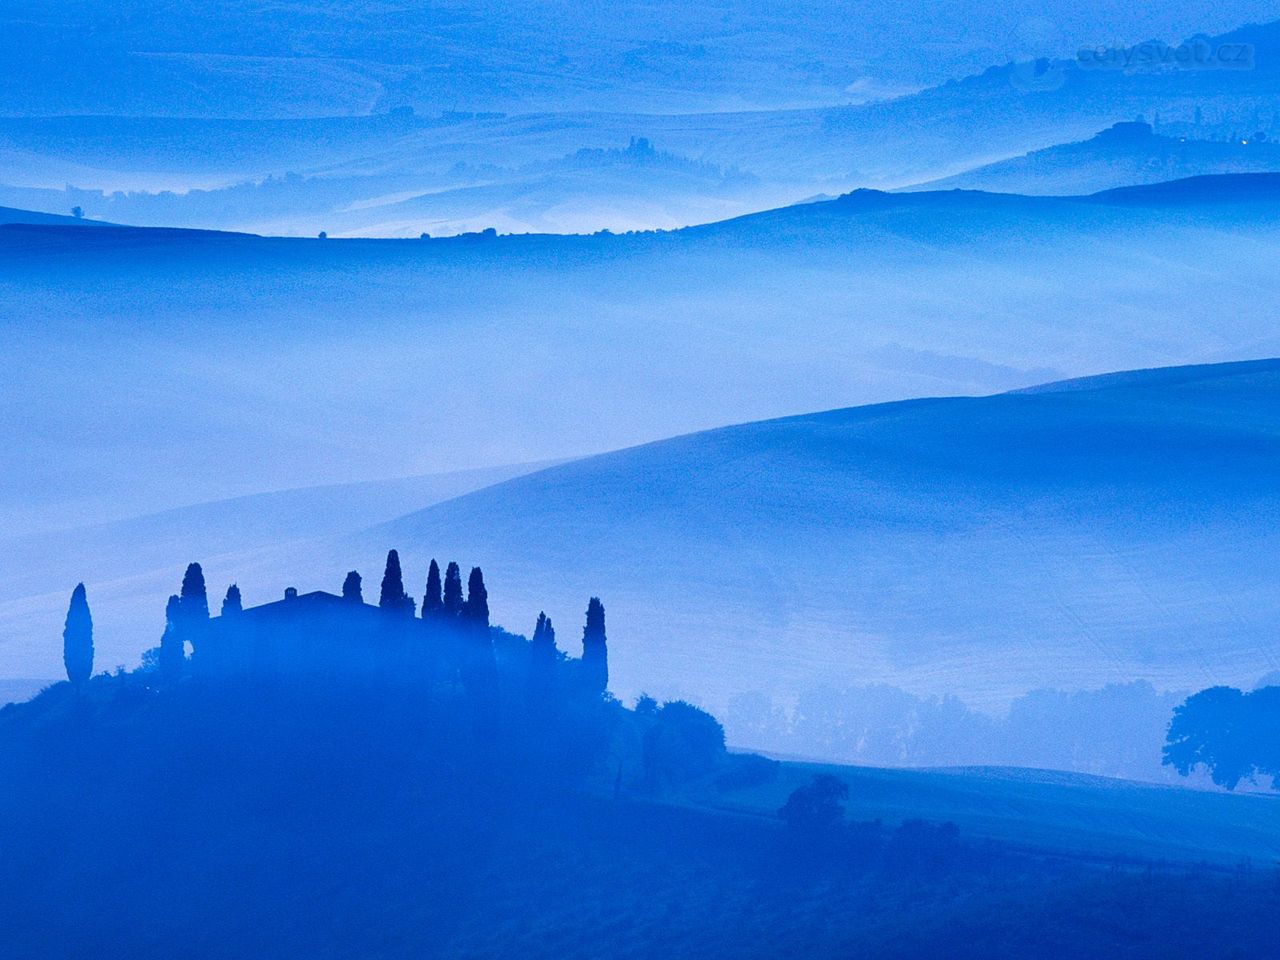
[464,567,490,628]
[423,559,442,618]
[529,612,558,702]
[581,597,608,694]
[180,563,210,622]
[379,550,413,615]
[62,583,93,687]
[779,774,849,832]
[342,571,363,603]
[643,701,725,788]
[1164,685,1280,789]
[443,562,464,616]
[160,594,185,682]
[221,584,243,617]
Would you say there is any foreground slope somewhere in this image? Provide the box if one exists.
[0,668,1277,960]
[370,359,1280,710]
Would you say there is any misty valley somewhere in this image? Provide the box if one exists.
[4,2,1280,958]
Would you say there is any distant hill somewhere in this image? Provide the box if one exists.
[364,359,1280,713]
[0,205,108,227]
[910,122,1280,195]
[3,22,1280,234]
[1,1,1271,117]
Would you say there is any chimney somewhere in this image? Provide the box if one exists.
[285,587,298,600]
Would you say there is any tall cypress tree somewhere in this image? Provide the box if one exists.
[460,566,497,723]
[342,570,363,603]
[442,562,464,616]
[62,583,93,688]
[529,611,557,702]
[380,549,410,614]
[581,597,608,695]
[221,584,243,617]
[159,594,185,681]
[464,567,490,628]
[423,559,442,618]
[180,562,210,621]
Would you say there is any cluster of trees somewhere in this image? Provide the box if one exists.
[1164,685,1280,789]
[59,552,611,702]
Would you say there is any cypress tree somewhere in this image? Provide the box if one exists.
[464,567,490,628]
[529,611,557,701]
[442,561,464,616]
[221,584,243,617]
[159,594,185,682]
[581,597,608,695]
[180,562,210,621]
[342,570,363,603]
[62,583,93,688]
[422,559,442,617]
[459,566,497,723]
[379,549,410,614]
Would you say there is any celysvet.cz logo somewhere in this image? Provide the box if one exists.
[1078,39,1254,71]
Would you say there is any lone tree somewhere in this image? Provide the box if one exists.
[422,559,442,618]
[379,550,413,615]
[342,571,363,603]
[442,562,464,616]
[779,774,849,833]
[581,597,608,694]
[221,584,243,617]
[159,594,185,681]
[1164,685,1280,789]
[62,583,93,687]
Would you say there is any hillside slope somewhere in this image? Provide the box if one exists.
[5,185,1280,678]
[911,122,1280,196]
[366,359,1280,711]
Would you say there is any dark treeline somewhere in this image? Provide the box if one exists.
[46,554,727,796]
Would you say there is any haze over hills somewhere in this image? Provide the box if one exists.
[361,359,1280,716]
[11,4,1280,955]
[2,176,1279,540]
[3,20,1280,235]
[3,175,1279,533]
[5,355,1280,730]
[913,121,1280,195]
[3,1,1272,118]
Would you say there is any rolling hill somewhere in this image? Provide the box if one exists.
[912,121,1280,195]
[361,359,1280,714]
[4,182,1280,681]
[4,21,1280,235]
[2,1,1271,118]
